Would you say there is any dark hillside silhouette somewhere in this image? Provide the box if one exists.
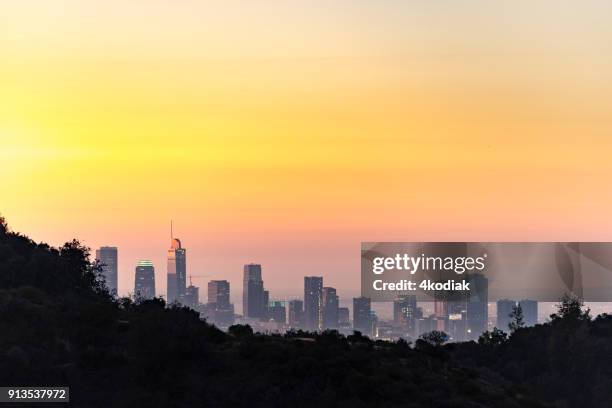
[1,217,610,406]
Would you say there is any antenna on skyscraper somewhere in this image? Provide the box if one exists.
[170,220,173,240]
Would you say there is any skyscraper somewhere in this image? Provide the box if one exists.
[167,236,186,304]
[322,287,339,329]
[393,295,417,327]
[433,296,448,332]
[263,290,270,320]
[447,310,468,342]
[243,264,265,318]
[497,299,516,332]
[519,299,538,327]
[184,284,199,309]
[95,246,118,294]
[445,299,468,341]
[207,280,234,327]
[134,260,155,300]
[288,300,304,328]
[353,297,372,336]
[268,301,286,324]
[415,316,435,338]
[466,274,488,340]
[338,307,350,328]
[304,276,323,330]
[208,280,230,306]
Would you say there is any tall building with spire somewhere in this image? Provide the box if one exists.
[167,222,187,304]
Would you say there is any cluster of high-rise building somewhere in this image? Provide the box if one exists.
[238,272,360,335]
[94,239,539,341]
[94,232,237,328]
[382,275,537,342]
[373,275,491,342]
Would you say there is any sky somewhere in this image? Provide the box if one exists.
[2,1,612,305]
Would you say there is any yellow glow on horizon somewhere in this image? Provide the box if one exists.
[2,1,612,296]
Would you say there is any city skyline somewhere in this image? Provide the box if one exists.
[93,238,609,324]
[97,238,533,340]
[16,228,612,341]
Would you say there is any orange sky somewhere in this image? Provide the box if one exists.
[2,1,612,302]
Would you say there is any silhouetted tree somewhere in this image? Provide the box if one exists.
[478,327,508,346]
[419,330,449,346]
[0,216,7,233]
[508,304,525,333]
[395,337,412,348]
[550,293,591,321]
[228,324,253,338]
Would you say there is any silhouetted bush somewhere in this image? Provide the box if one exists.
[228,324,253,338]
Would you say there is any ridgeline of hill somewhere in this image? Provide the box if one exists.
[1,218,611,407]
